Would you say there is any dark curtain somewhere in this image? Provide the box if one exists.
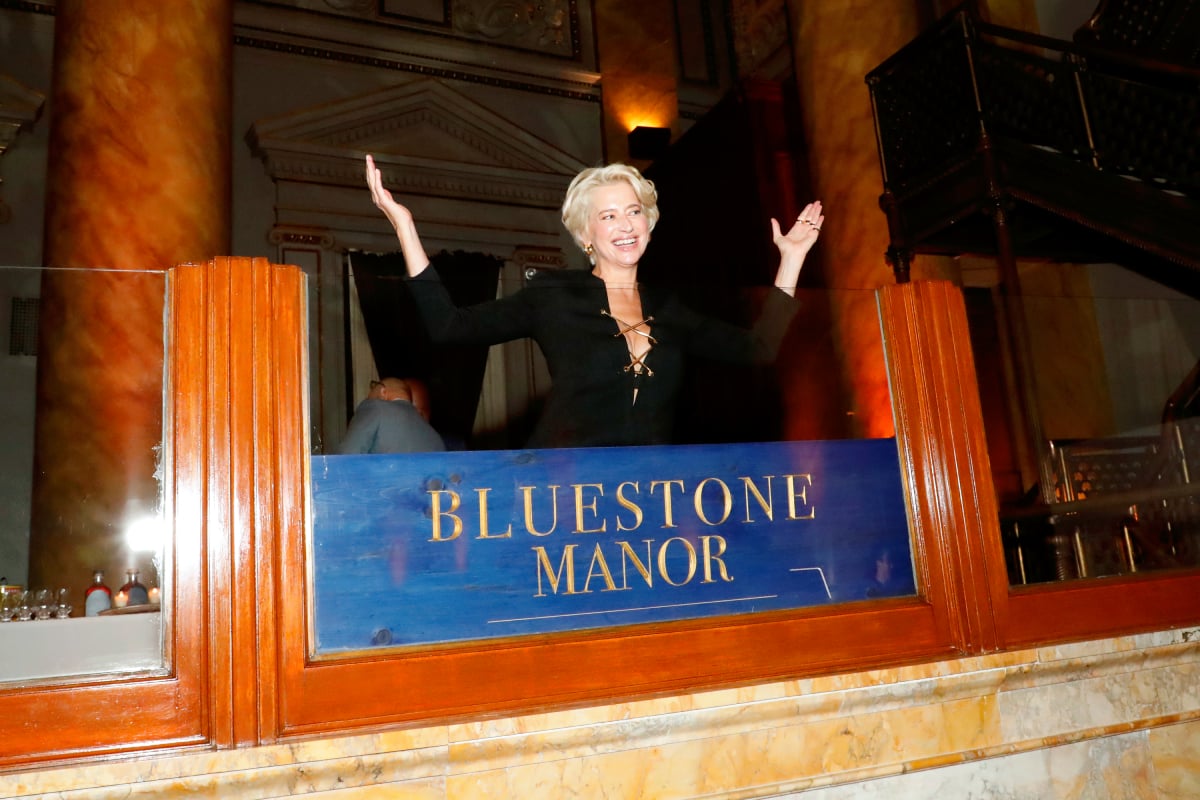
[347,250,503,448]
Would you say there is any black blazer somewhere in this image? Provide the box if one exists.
[406,268,798,448]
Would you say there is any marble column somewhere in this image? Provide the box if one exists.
[978,0,1041,32]
[788,0,958,437]
[30,0,231,606]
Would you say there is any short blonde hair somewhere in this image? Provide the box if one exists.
[560,164,660,255]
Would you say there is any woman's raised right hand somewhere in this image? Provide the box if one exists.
[365,154,415,231]
[364,154,431,275]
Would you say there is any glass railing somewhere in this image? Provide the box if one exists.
[304,269,920,654]
[321,260,901,451]
[971,265,1200,586]
[0,265,166,682]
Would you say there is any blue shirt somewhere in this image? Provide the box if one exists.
[337,398,446,454]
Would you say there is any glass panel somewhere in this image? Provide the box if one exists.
[306,277,919,655]
[974,265,1200,586]
[0,266,166,682]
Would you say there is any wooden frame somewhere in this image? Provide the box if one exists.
[268,277,1006,737]
[0,264,221,767]
[4,261,1198,767]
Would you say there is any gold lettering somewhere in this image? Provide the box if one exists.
[429,490,463,541]
[618,539,655,588]
[657,537,697,586]
[693,477,733,526]
[786,474,816,520]
[475,488,512,539]
[741,475,775,522]
[573,483,607,534]
[521,484,560,536]
[700,535,733,583]
[649,479,685,528]
[582,545,621,592]
[615,481,644,531]
[533,544,578,596]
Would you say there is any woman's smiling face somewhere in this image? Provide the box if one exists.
[585,181,650,273]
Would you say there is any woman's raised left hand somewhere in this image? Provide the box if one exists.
[771,200,823,261]
[770,201,823,295]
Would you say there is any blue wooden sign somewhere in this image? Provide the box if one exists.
[311,439,914,653]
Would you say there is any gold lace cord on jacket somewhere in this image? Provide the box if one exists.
[601,309,655,406]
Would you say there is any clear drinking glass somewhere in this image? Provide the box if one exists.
[34,588,53,621]
[54,588,72,619]
[0,592,16,622]
[15,590,33,621]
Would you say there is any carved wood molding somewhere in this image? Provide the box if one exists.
[878,279,1009,653]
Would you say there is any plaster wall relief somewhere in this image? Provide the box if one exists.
[729,0,792,79]
[674,0,734,122]
[0,74,45,226]
[323,0,375,13]
[242,0,585,60]
[452,0,571,52]
[248,78,584,448]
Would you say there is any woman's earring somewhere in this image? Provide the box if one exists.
[584,243,594,256]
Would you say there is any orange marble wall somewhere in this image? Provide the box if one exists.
[594,0,678,165]
[789,0,958,438]
[29,270,167,600]
[43,0,232,270]
[979,0,1041,31]
[3,627,1198,797]
[29,0,232,601]
[1019,262,1115,441]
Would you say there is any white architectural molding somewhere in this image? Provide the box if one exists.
[512,245,569,277]
[248,78,588,209]
[268,225,336,249]
[247,78,571,452]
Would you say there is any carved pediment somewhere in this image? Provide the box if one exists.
[247,79,587,208]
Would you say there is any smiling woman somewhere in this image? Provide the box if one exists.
[364,155,824,448]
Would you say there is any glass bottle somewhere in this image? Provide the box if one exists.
[84,570,112,617]
[119,569,149,606]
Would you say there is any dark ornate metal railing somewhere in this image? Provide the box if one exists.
[867,6,1200,196]
[867,5,1200,587]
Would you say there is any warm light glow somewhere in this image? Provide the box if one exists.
[628,117,667,131]
[622,114,668,133]
[124,514,164,553]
